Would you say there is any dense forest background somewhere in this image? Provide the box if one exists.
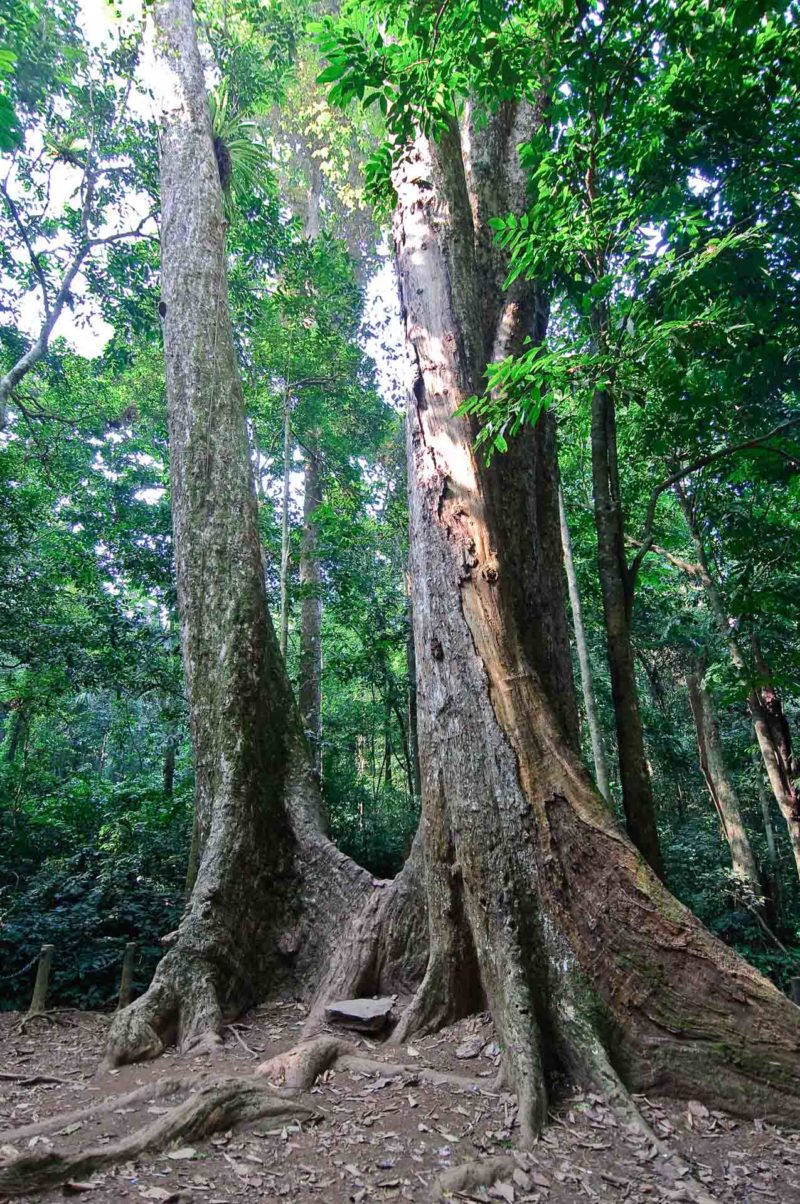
[1,0,799,1013]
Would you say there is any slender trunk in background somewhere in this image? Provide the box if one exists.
[405,580,422,800]
[3,706,26,763]
[675,481,800,880]
[761,780,779,871]
[279,390,292,660]
[299,448,323,776]
[383,700,393,789]
[296,159,325,762]
[591,381,663,876]
[756,754,782,920]
[686,666,761,893]
[104,0,375,1068]
[162,729,177,799]
[558,486,611,804]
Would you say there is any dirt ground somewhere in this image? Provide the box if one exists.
[1,1001,799,1203]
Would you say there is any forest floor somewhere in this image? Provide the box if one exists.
[1,1002,799,1204]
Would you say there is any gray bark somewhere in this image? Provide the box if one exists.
[675,481,800,881]
[686,667,761,891]
[385,109,800,1137]
[558,487,612,804]
[591,379,663,877]
[104,0,376,1068]
[299,449,323,776]
[279,390,293,660]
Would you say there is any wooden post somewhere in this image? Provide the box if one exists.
[28,944,54,1016]
[790,977,800,1007]
[118,942,137,1009]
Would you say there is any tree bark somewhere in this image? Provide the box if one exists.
[279,388,293,660]
[100,4,800,1144]
[558,487,612,803]
[686,665,761,892]
[104,0,377,1067]
[386,110,800,1137]
[299,448,323,777]
[675,481,800,880]
[162,730,177,800]
[591,383,663,876]
[405,576,422,800]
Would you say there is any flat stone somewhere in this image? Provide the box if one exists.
[455,1035,484,1060]
[325,997,395,1032]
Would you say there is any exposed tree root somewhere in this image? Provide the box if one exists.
[0,1076,318,1198]
[0,1072,80,1088]
[257,1035,485,1093]
[103,948,224,1068]
[0,1078,187,1145]
[15,1010,76,1035]
[432,1154,517,1200]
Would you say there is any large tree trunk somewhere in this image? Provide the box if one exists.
[591,383,663,875]
[104,0,378,1067]
[384,111,800,1138]
[686,665,761,892]
[675,481,800,880]
[102,3,800,1151]
[558,486,612,804]
[299,448,323,777]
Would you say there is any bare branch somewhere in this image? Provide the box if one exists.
[0,169,155,427]
[625,535,703,578]
[0,180,50,317]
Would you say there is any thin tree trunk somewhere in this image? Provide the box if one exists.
[675,480,800,880]
[299,448,323,776]
[405,580,421,800]
[162,731,177,800]
[686,665,761,892]
[279,389,292,660]
[591,383,663,876]
[761,779,779,871]
[558,487,611,803]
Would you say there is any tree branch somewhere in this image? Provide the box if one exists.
[1,180,50,317]
[625,535,703,578]
[0,171,156,428]
[628,416,800,591]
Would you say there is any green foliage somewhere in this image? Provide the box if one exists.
[3,0,800,1014]
[0,778,189,1010]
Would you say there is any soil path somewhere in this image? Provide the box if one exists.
[1,1004,799,1202]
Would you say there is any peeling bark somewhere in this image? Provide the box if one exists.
[389,112,800,1138]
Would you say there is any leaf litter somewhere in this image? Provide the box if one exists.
[0,1008,798,1202]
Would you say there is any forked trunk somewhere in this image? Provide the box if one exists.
[686,666,761,893]
[387,115,800,1137]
